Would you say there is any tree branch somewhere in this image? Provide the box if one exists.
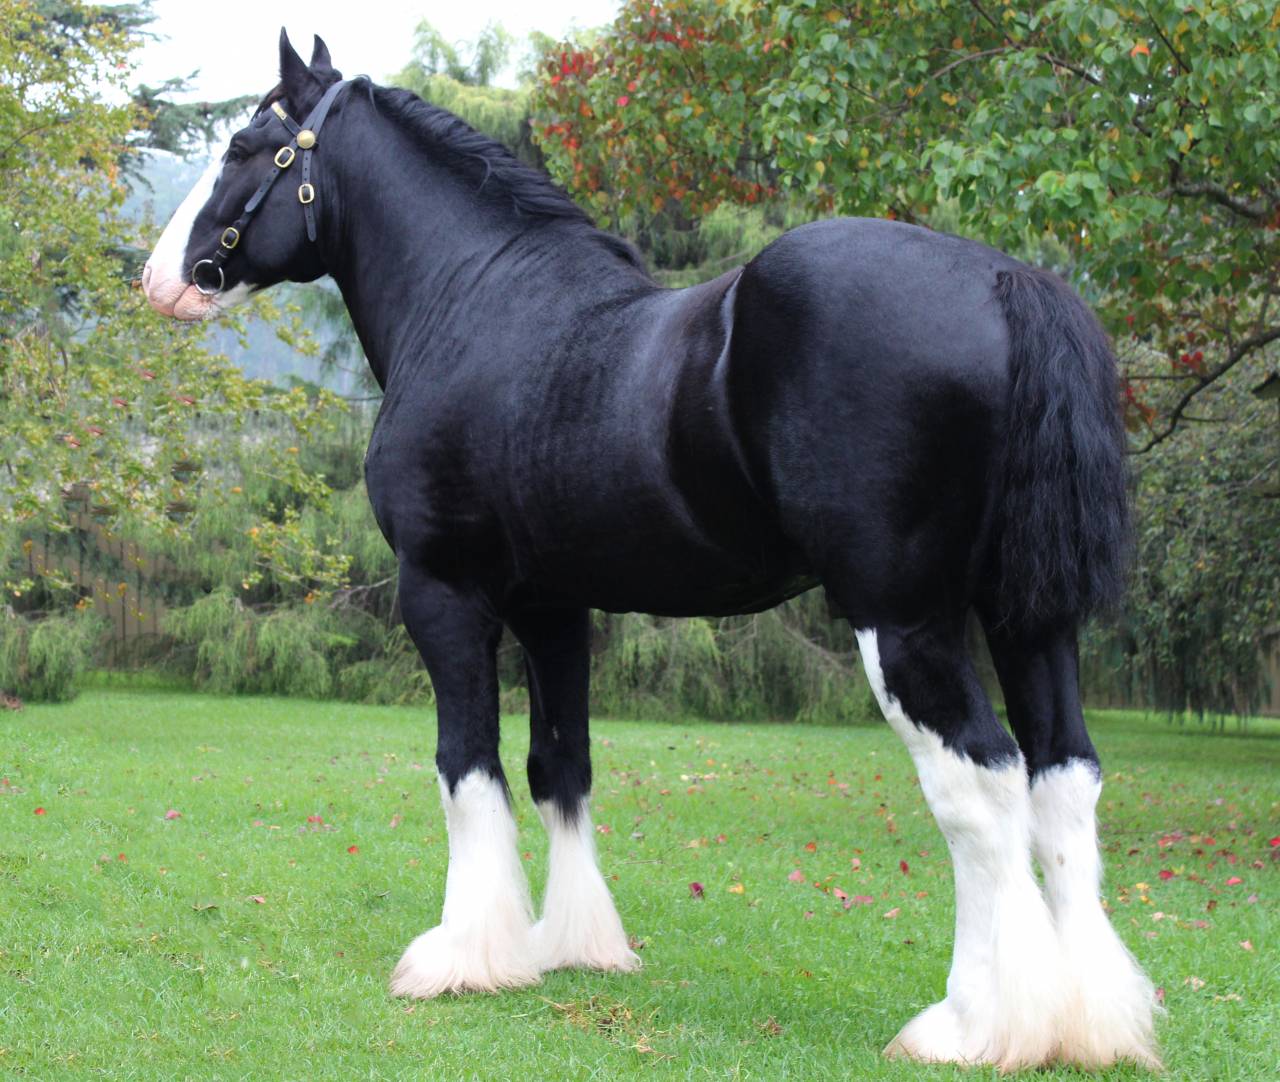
[1166,177,1272,221]
[1132,325,1280,454]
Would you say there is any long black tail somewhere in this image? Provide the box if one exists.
[991,267,1129,631]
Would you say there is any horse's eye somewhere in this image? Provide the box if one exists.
[225,144,246,164]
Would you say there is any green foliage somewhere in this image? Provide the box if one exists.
[531,0,777,229]
[0,0,346,600]
[0,607,101,701]
[1083,366,1280,717]
[165,586,430,705]
[532,1,1280,441]
[592,593,881,724]
[396,19,514,89]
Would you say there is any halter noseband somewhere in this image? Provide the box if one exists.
[192,79,349,296]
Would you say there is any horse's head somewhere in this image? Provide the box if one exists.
[143,30,343,320]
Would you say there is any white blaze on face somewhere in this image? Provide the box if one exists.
[142,142,254,321]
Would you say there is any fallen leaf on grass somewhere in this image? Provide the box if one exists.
[804,841,817,853]
[1225,876,1243,886]
[1158,869,1175,881]
[883,907,900,919]
[192,901,218,912]
[756,1017,783,1037]
[850,857,861,871]
[787,869,805,883]
[249,895,266,904]
[1239,940,1253,952]
[851,895,874,906]
[899,860,910,875]
[1184,976,1205,990]
[388,813,402,829]
[689,882,704,899]
[33,807,46,816]
[164,809,182,820]
[347,845,359,854]
[727,882,745,894]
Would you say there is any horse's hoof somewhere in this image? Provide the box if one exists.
[389,925,540,998]
[531,918,641,974]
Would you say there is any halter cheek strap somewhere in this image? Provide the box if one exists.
[192,78,348,296]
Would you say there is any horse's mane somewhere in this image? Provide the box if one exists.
[356,79,646,271]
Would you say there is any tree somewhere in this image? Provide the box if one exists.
[399,19,514,89]
[531,1,1280,444]
[0,0,344,600]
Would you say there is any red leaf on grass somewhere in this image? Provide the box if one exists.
[347,845,359,854]
[850,857,861,871]
[1158,869,1175,881]
[851,895,874,906]
[899,860,910,875]
[804,842,817,852]
[116,853,127,862]
[33,807,46,815]
[787,869,805,883]
[1269,836,1280,848]
[883,907,900,919]
[164,808,182,820]
[249,895,266,904]
[1225,876,1243,886]
[1239,940,1253,952]
[833,887,851,909]
[307,814,324,824]
[689,881,704,899]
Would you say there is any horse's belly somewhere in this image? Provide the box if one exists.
[513,531,814,617]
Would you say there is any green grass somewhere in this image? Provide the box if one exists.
[2,692,1276,1080]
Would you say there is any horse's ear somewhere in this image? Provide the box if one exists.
[278,27,312,95]
[310,35,334,75]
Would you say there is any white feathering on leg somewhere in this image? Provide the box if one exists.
[857,629,1068,1071]
[532,799,640,973]
[1031,760,1162,1069]
[389,771,539,997]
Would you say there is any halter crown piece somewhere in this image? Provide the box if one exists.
[192,79,349,296]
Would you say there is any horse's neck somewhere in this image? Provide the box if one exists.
[323,118,647,392]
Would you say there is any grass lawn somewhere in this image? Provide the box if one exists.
[2,691,1276,1080]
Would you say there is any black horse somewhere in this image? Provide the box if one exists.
[144,32,1159,1071]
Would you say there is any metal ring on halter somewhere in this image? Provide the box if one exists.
[191,259,224,296]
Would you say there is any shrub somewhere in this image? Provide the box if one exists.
[0,608,102,702]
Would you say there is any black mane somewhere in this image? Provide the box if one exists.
[361,80,646,271]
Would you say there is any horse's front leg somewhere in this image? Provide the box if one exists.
[510,606,639,974]
[389,564,539,997]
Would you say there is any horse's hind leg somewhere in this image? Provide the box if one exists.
[388,564,539,997]
[510,606,639,973]
[985,622,1161,1069]
[855,617,1067,1071]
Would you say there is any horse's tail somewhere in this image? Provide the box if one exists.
[989,267,1129,631]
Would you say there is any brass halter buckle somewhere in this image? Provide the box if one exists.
[298,183,315,205]
[274,145,296,169]
[220,226,240,249]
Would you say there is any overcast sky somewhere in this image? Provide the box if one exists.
[131,0,620,100]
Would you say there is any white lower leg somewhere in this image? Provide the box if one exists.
[389,771,539,997]
[532,799,639,972]
[1031,761,1161,1068]
[858,630,1066,1070]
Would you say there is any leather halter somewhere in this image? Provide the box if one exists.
[192,79,348,296]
